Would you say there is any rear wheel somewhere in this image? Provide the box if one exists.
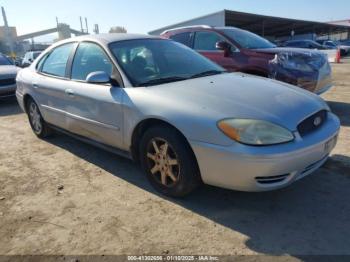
[27,98,52,138]
[139,125,201,197]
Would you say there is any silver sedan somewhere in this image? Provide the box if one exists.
[0,53,19,99]
[16,34,340,197]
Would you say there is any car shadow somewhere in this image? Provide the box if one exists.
[326,100,350,127]
[0,98,23,117]
[46,134,350,257]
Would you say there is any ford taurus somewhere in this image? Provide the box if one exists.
[16,34,340,197]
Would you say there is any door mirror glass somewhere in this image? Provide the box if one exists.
[86,71,110,84]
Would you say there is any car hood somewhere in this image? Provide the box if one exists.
[0,65,19,79]
[252,47,323,56]
[143,73,327,131]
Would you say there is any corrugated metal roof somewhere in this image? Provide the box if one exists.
[149,9,350,37]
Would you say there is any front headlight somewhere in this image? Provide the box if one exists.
[217,119,294,146]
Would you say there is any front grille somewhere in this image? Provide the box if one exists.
[297,110,327,137]
[255,174,289,185]
[0,78,16,86]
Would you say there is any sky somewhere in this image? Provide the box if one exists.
[1,0,349,41]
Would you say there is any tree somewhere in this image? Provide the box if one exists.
[109,26,127,33]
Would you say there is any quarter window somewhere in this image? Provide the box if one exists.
[41,43,75,77]
[194,31,226,51]
[71,42,113,81]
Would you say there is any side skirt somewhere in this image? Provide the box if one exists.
[49,124,133,160]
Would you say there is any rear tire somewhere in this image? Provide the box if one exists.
[139,125,201,197]
[26,98,53,138]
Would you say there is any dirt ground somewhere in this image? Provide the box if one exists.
[0,59,350,260]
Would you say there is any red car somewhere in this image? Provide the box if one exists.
[161,26,332,94]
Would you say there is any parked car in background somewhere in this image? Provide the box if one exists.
[22,51,42,67]
[13,56,23,67]
[333,40,350,55]
[6,56,23,67]
[0,53,19,99]
[16,34,340,197]
[340,40,350,46]
[162,26,333,94]
[317,40,349,56]
[282,40,327,50]
[282,40,340,63]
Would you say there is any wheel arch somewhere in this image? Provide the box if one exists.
[23,93,35,113]
[130,118,199,169]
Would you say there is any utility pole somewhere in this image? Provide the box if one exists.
[1,6,15,56]
[93,24,99,34]
[80,16,83,33]
[85,17,89,34]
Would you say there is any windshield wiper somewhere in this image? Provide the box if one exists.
[137,76,189,87]
[189,70,226,79]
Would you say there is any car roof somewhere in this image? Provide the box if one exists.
[163,25,246,35]
[286,40,313,43]
[44,33,163,53]
[65,33,160,44]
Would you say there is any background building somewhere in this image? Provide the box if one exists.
[149,10,350,41]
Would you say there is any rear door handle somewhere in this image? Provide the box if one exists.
[65,89,75,97]
[32,83,39,89]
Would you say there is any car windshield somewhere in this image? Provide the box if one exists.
[221,28,276,49]
[0,55,13,65]
[109,39,226,87]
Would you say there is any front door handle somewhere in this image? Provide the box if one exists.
[65,89,75,97]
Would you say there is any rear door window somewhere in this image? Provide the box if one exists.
[41,43,75,77]
[170,32,192,47]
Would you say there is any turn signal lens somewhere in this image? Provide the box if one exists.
[218,121,240,141]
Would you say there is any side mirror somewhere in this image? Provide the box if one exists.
[86,71,111,84]
[216,41,231,57]
[28,58,33,62]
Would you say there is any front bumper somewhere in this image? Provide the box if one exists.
[0,83,16,98]
[190,112,340,192]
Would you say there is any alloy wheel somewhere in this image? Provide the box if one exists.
[146,138,180,187]
[29,102,42,134]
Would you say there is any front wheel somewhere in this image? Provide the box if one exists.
[27,98,52,138]
[139,125,201,197]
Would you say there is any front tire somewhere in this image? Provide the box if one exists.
[139,125,201,197]
[26,98,52,138]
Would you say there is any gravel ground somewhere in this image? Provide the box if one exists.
[0,59,350,260]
